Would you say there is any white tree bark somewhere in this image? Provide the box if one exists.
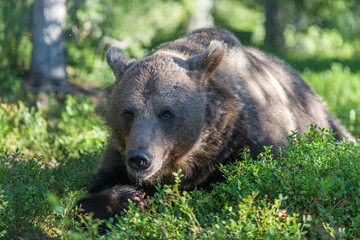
[187,0,214,32]
[29,0,68,92]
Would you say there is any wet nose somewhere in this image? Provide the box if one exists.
[127,150,153,170]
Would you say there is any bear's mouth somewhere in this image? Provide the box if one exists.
[127,161,162,183]
[125,149,170,185]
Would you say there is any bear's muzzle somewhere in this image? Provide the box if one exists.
[127,149,153,171]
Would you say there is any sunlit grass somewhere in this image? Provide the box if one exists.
[0,95,107,161]
[1,126,359,239]
[302,63,360,137]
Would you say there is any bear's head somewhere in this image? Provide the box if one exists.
[105,41,227,185]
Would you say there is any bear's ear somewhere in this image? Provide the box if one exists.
[106,47,136,79]
[188,40,226,78]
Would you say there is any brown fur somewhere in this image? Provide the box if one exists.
[78,28,353,220]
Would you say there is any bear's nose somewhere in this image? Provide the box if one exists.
[127,150,153,171]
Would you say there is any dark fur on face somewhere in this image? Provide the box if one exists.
[77,28,354,222]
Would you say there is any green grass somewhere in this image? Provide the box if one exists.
[301,63,360,136]
[0,95,107,160]
[1,64,359,239]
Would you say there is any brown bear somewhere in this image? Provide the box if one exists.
[78,28,353,220]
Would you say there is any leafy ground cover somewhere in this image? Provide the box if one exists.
[0,65,359,239]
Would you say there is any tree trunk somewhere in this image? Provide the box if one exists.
[264,0,286,48]
[187,0,214,32]
[28,0,68,92]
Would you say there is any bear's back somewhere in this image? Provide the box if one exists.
[156,28,241,57]
[156,28,353,153]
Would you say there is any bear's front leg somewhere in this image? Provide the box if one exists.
[87,141,131,194]
[77,185,146,220]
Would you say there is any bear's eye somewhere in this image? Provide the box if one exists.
[123,110,134,121]
[159,110,172,120]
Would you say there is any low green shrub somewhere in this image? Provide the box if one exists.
[1,95,359,239]
[0,95,107,161]
[71,171,307,240]
[0,149,100,238]
[215,125,360,239]
[67,126,359,239]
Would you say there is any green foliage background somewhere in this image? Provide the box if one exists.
[1,0,359,135]
[0,0,360,238]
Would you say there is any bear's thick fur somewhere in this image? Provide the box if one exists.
[78,28,353,220]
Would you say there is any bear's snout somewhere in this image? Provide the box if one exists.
[127,149,153,171]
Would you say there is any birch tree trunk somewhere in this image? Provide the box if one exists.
[187,0,214,32]
[28,0,68,92]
